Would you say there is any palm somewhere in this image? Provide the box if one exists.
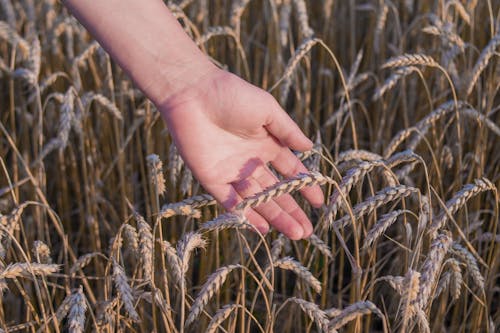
[161,70,323,239]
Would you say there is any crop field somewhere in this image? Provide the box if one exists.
[0,0,499,332]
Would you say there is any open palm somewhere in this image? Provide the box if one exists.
[160,69,323,239]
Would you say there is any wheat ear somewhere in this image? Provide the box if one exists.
[186,264,241,326]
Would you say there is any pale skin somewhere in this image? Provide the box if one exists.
[64,0,324,240]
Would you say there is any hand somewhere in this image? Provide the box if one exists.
[159,67,324,240]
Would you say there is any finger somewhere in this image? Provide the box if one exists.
[252,166,314,238]
[203,183,269,234]
[271,148,324,208]
[232,173,304,240]
[265,105,313,152]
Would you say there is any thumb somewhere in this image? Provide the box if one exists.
[265,107,313,152]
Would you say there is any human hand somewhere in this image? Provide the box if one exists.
[159,67,324,240]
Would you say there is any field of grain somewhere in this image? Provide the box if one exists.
[0,0,499,332]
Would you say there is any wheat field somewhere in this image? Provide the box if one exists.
[0,0,499,332]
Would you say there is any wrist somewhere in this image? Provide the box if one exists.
[155,64,226,119]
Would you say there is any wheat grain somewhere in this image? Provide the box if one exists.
[0,21,29,56]
[374,3,389,54]
[122,224,139,255]
[68,286,87,333]
[206,304,238,333]
[32,240,51,264]
[279,0,292,46]
[334,185,418,229]
[382,53,439,68]
[0,263,59,279]
[373,66,418,101]
[70,253,101,275]
[236,171,329,211]
[201,213,252,232]
[329,301,384,331]
[428,178,496,237]
[400,270,420,331]
[274,256,322,293]
[186,264,241,326]
[292,0,314,39]
[307,234,333,259]
[112,259,139,322]
[451,243,484,291]
[414,232,452,311]
[287,297,329,332]
[326,160,385,223]
[160,240,182,285]
[363,210,407,248]
[146,154,166,196]
[466,33,500,95]
[177,232,206,276]
[134,212,154,282]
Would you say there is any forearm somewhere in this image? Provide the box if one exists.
[63,0,216,106]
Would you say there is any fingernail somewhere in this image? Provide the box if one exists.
[290,227,303,240]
